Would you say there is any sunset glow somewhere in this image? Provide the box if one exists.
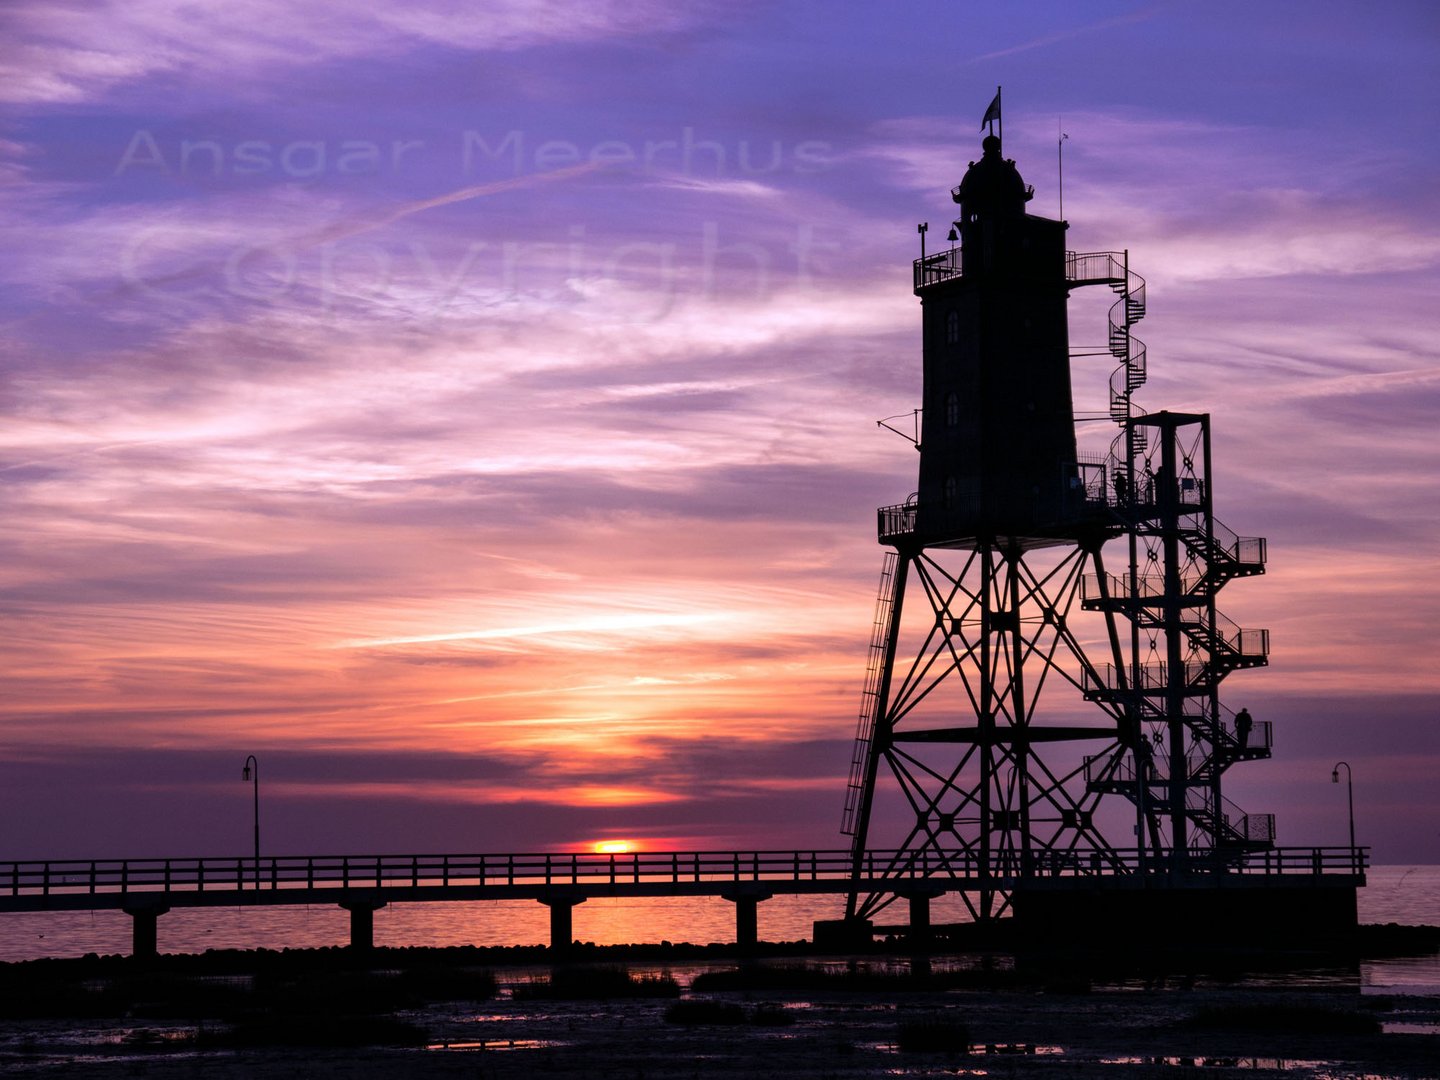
[1,3,1437,865]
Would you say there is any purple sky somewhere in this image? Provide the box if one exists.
[2,2,1438,865]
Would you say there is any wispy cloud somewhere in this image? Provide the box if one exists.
[338,611,727,650]
[3,2,1438,867]
[965,4,1170,63]
[0,0,708,104]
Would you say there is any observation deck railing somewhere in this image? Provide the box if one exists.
[1066,251,1128,287]
[913,249,1132,292]
[876,484,1113,545]
[1212,612,1270,666]
[1212,518,1267,570]
[878,501,919,542]
[1083,570,1206,603]
[914,248,963,289]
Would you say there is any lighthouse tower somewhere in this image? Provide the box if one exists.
[840,123,1295,931]
[915,133,1076,541]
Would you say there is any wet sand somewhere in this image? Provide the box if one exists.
[424,983,1439,1079]
[2,950,1437,1078]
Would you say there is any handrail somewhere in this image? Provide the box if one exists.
[1196,521,1268,582]
[916,249,1132,292]
[913,248,962,289]
[1211,611,1269,660]
[877,502,918,541]
[1066,250,1127,285]
[1084,660,1212,695]
[0,846,1367,901]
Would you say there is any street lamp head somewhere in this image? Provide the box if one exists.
[1331,769,1339,783]
[242,763,251,781]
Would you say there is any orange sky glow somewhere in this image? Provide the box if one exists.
[3,3,1438,865]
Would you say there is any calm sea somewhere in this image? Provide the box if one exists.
[2,864,1436,980]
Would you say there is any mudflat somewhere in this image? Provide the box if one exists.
[1,949,1436,1078]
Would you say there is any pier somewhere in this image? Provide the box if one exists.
[1,846,1364,958]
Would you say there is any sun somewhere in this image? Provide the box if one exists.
[593,840,634,854]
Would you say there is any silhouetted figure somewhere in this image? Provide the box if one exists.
[1113,470,1129,505]
[1235,708,1253,749]
[1134,734,1153,777]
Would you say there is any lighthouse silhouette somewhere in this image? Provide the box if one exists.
[917,131,1076,540]
[832,104,1358,948]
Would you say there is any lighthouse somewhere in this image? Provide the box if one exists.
[830,111,1351,946]
[915,133,1077,541]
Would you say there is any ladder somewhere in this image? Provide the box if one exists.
[841,552,899,835]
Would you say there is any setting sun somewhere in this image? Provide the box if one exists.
[594,840,634,855]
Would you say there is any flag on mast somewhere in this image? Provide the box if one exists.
[981,89,1001,132]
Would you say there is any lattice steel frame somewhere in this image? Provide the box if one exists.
[843,255,1270,923]
[845,535,1130,921]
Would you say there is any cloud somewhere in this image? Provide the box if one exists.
[337,611,728,650]
[863,110,1440,289]
[964,4,1169,64]
[3,4,1438,872]
[0,1,711,105]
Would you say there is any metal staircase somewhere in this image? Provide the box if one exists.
[1107,260,1148,446]
[1082,264,1277,852]
[1084,742,1276,852]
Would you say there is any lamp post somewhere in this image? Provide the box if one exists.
[1330,761,1354,871]
[242,755,259,890]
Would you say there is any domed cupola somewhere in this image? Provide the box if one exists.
[953,134,1033,234]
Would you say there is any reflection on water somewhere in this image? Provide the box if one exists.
[1363,954,1440,996]
[1099,1057,1332,1071]
[1357,866,1440,925]
[877,1041,1064,1056]
[426,1038,561,1051]
[1381,1020,1440,1034]
[0,1021,211,1072]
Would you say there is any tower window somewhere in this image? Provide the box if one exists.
[945,310,959,345]
[945,391,960,428]
[943,476,957,509]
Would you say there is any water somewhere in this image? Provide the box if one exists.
[2,866,1436,971]
[1353,865,1440,925]
[0,892,866,962]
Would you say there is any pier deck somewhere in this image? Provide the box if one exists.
[1,846,1365,956]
